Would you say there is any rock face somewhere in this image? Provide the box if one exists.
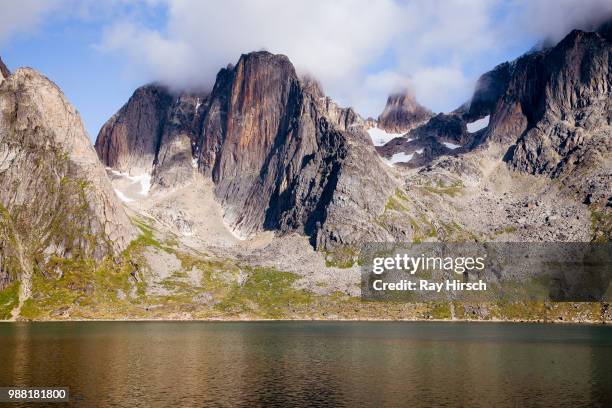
[0,57,9,83]
[481,26,612,210]
[379,24,611,211]
[95,85,174,174]
[377,91,432,133]
[377,113,472,167]
[0,67,136,288]
[459,62,512,122]
[97,51,397,248]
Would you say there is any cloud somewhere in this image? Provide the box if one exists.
[100,0,403,92]
[410,67,471,113]
[507,0,612,45]
[97,0,612,117]
[0,0,64,44]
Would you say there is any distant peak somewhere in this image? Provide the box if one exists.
[378,89,432,133]
[238,50,293,67]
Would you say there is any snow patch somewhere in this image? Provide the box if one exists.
[367,127,406,146]
[381,148,424,166]
[390,152,414,163]
[114,188,134,203]
[192,158,198,168]
[110,170,151,196]
[130,173,152,195]
[467,115,490,133]
[442,142,462,149]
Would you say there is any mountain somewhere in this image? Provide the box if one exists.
[96,51,404,248]
[487,28,611,210]
[377,24,611,239]
[1,21,610,322]
[0,64,136,314]
[377,90,432,133]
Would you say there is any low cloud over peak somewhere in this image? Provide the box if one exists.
[5,0,611,119]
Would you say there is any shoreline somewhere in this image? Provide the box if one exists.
[1,317,610,325]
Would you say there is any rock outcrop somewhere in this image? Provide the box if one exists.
[95,85,174,174]
[0,58,9,84]
[377,91,432,133]
[0,66,136,288]
[97,51,399,248]
[471,26,611,213]
[377,113,472,167]
[380,24,611,206]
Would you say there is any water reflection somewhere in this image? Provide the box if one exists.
[0,322,611,407]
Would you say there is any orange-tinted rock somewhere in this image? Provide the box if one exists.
[96,51,397,248]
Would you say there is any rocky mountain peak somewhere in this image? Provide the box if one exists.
[95,84,174,174]
[97,50,399,248]
[378,24,610,220]
[0,57,9,83]
[377,90,432,133]
[1,66,136,287]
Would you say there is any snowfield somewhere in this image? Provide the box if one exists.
[383,148,424,166]
[108,168,152,202]
[367,126,406,146]
[467,115,490,133]
[442,141,462,149]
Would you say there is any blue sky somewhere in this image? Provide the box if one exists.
[1,1,609,140]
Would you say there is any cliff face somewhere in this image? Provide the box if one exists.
[95,85,174,174]
[0,67,136,288]
[379,25,611,213]
[97,51,397,248]
[0,58,9,83]
[377,91,432,133]
[484,28,612,208]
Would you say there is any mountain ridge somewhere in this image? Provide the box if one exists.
[0,20,609,321]
[97,51,406,249]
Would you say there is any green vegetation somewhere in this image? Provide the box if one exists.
[324,246,358,268]
[590,208,611,242]
[0,282,19,320]
[217,267,312,318]
[6,206,610,323]
[429,302,452,319]
[132,220,162,248]
[419,179,464,197]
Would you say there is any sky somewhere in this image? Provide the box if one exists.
[1,0,611,140]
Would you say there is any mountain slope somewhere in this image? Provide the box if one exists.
[0,66,136,313]
[377,25,611,239]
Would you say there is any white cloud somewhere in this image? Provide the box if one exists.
[94,0,612,117]
[411,66,472,113]
[506,0,612,45]
[100,0,403,93]
[0,0,64,44]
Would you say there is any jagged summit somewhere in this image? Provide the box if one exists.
[96,50,400,248]
[377,90,432,133]
[381,25,611,177]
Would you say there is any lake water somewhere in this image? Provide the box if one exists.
[1,321,611,407]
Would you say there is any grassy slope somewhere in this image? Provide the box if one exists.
[1,187,610,322]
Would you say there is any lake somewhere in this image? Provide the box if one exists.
[1,321,611,407]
